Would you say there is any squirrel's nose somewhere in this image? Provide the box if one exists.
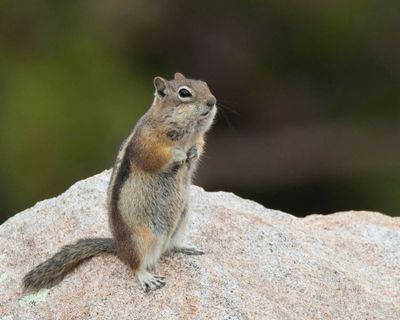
[206,97,216,108]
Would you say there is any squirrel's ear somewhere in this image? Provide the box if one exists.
[153,76,167,97]
[174,72,185,80]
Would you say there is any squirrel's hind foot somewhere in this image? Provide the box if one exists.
[137,270,166,292]
[174,244,204,255]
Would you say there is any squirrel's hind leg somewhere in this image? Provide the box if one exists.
[134,228,167,292]
[169,210,204,256]
[116,224,166,292]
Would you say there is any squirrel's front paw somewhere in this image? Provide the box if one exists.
[173,148,187,164]
[186,145,199,161]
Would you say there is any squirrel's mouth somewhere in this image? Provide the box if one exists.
[200,105,215,117]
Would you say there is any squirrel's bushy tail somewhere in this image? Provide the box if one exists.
[23,238,116,291]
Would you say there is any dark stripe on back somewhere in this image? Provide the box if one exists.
[109,141,140,269]
[111,144,132,209]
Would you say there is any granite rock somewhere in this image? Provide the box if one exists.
[0,170,399,319]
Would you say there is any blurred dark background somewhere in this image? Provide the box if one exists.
[1,0,399,223]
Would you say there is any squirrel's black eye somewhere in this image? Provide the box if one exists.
[178,88,192,98]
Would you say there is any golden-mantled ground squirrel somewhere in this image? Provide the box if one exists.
[23,72,217,292]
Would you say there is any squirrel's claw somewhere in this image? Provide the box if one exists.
[138,270,166,292]
[174,244,204,255]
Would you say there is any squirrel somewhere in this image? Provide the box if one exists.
[23,72,217,292]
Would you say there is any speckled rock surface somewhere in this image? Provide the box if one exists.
[1,170,399,320]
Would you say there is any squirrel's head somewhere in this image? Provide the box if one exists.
[150,72,217,141]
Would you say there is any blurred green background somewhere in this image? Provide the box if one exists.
[1,0,399,223]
